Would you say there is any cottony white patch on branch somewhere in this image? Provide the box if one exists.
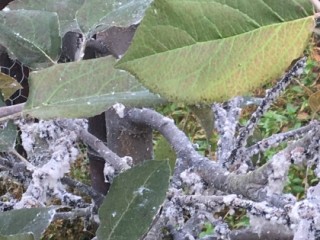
[222,194,237,205]
[289,184,320,238]
[113,103,125,118]
[103,156,131,182]
[103,164,115,183]
[250,215,291,238]
[180,169,204,194]
[266,153,290,196]
[290,147,305,166]
[120,156,133,169]
[3,7,10,12]
[14,119,87,208]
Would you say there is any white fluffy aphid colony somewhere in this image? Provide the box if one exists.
[14,119,88,208]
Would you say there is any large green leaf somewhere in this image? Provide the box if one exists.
[0,233,34,240]
[0,10,61,70]
[117,0,313,103]
[0,207,55,240]
[96,160,171,240]
[9,0,152,37]
[9,0,85,35]
[76,0,153,36]
[23,56,165,119]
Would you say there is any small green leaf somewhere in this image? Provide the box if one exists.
[0,120,17,152]
[154,136,176,171]
[292,185,305,194]
[117,0,313,103]
[96,160,171,240]
[0,10,61,69]
[291,178,303,185]
[199,222,214,238]
[9,0,85,35]
[189,105,214,140]
[0,72,22,100]
[0,207,56,240]
[0,98,17,152]
[23,56,165,119]
[76,0,152,36]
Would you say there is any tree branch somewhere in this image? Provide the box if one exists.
[0,103,25,120]
[311,0,320,12]
[246,120,320,157]
[228,57,307,168]
[61,177,104,206]
[57,119,131,174]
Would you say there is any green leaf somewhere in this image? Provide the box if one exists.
[292,185,305,194]
[154,136,176,171]
[0,207,56,240]
[96,160,171,240]
[0,98,17,152]
[0,10,61,69]
[0,233,34,240]
[117,0,313,103]
[0,72,22,100]
[0,120,17,152]
[23,56,165,119]
[189,105,214,140]
[9,0,85,35]
[75,0,152,36]
[9,0,152,37]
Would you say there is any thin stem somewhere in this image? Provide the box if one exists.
[10,149,35,171]
[246,121,319,157]
[0,103,25,120]
[61,177,104,206]
[228,57,306,167]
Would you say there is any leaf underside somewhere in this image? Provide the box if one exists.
[23,56,165,119]
[0,10,60,70]
[9,0,85,36]
[9,0,152,37]
[75,0,153,36]
[96,160,171,240]
[117,0,314,103]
